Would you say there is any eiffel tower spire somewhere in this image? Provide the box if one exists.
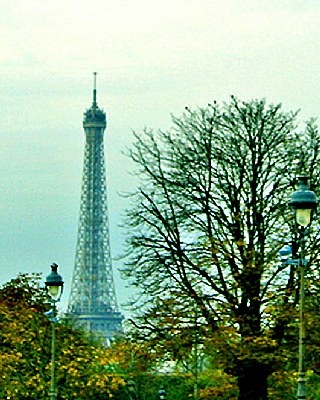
[68,73,123,339]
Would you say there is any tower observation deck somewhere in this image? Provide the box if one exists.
[68,73,123,340]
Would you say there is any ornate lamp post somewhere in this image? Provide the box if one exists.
[289,176,317,400]
[45,263,64,400]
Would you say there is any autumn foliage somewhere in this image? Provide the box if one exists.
[0,274,125,399]
[122,98,320,399]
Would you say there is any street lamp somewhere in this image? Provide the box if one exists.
[158,389,167,399]
[289,176,317,400]
[45,263,64,400]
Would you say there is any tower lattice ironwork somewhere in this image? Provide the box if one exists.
[68,73,123,339]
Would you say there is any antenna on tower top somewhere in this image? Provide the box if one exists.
[83,72,106,126]
[93,72,97,106]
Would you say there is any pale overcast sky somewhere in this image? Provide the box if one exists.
[1,0,320,312]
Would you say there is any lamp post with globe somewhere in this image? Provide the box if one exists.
[289,176,317,400]
[45,263,64,400]
[158,389,167,400]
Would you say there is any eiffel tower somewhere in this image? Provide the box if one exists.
[68,73,123,339]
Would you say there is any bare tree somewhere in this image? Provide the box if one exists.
[123,98,320,399]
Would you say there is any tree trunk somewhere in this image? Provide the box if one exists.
[237,360,269,400]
